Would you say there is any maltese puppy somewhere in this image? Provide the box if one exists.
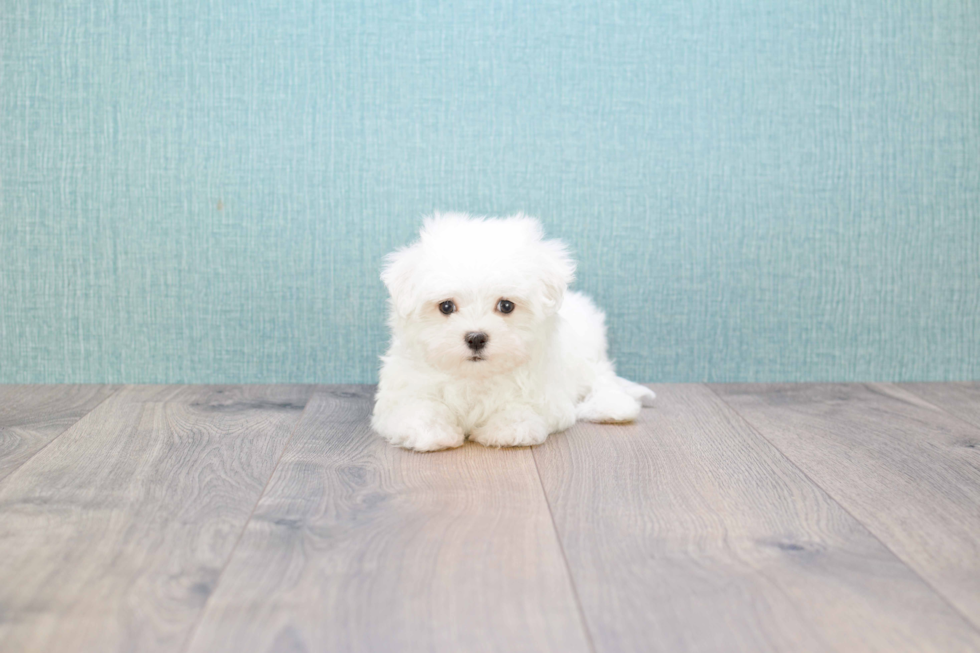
[372,212,654,451]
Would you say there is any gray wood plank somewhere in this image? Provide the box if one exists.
[902,382,980,430]
[186,385,591,653]
[0,385,119,482]
[0,384,313,653]
[713,382,980,632]
[535,384,980,653]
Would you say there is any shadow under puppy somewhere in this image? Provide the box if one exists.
[372,212,654,451]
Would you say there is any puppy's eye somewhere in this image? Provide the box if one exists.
[438,300,456,315]
[497,299,515,314]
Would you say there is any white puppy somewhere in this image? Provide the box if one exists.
[372,212,654,451]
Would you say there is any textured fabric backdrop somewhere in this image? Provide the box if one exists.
[2,1,978,383]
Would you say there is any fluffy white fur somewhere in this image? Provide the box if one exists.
[372,212,654,451]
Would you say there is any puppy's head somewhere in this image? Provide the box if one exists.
[381,212,575,377]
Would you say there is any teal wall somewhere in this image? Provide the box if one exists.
[2,1,978,384]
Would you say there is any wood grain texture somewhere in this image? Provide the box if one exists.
[0,385,119,482]
[534,384,980,653]
[0,384,313,653]
[186,385,591,653]
[902,382,980,429]
[713,382,980,631]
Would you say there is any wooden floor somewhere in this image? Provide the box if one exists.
[1,384,979,652]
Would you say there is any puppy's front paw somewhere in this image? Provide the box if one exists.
[470,410,550,448]
[373,404,464,452]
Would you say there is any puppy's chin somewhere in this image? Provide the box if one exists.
[426,348,530,379]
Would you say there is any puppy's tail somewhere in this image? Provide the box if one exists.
[576,373,655,424]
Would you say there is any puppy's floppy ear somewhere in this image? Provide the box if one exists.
[537,239,576,313]
[380,244,424,318]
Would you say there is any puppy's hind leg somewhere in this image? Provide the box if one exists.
[576,373,652,424]
[615,376,656,405]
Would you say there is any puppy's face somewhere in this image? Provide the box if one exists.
[382,214,575,378]
[408,290,535,376]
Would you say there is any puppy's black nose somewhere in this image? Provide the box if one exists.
[465,331,488,352]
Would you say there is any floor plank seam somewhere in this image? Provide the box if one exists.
[176,385,318,653]
[706,383,980,637]
[894,384,980,432]
[530,447,598,653]
[0,384,123,490]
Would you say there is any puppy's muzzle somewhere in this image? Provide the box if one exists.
[465,331,488,352]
